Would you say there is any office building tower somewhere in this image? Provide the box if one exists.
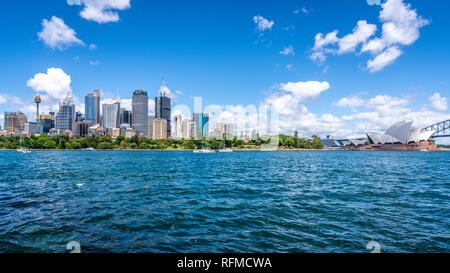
[5,112,27,133]
[102,101,120,129]
[72,122,88,137]
[148,115,155,138]
[214,122,224,137]
[153,118,167,139]
[24,122,39,136]
[120,124,130,137]
[224,123,234,138]
[120,108,132,125]
[192,113,210,139]
[182,119,191,139]
[172,114,182,138]
[190,121,197,139]
[85,89,101,124]
[155,81,171,138]
[56,95,75,131]
[125,128,136,138]
[132,90,148,137]
[37,114,55,134]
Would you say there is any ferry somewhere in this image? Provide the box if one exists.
[193,148,215,154]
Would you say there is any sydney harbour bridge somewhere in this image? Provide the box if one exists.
[422,119,450,138]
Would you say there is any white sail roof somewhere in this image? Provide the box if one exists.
[349,139,366,146]
[390,121,413,144]
[419,130,435,142]
[407,128,421,143]
[367,121,435,145]
[367,132,400,144]
[385,121,406,137]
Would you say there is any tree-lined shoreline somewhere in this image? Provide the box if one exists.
[0,134,324,150]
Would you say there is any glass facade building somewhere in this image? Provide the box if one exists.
[85,90,100,124]
[102,101,121,129]
[56,97,75,131]
[120,108,132,125]
[132,90,148,137]
[155,95,171,138]
[192,113,209,139]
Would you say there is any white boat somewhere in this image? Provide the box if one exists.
[193,149,216,154]
[17,137,31,153]
[218,148,233,153]
[17,147,31,154]
[82,147,96,151]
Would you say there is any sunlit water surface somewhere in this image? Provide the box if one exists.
[0,151,448,253]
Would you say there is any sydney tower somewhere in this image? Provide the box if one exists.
[34,94,41,119]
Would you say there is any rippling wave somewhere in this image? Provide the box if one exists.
[0,151,448,253]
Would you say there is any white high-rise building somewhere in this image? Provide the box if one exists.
[224,123,234,138]
[102,101,120,129]
[153,119,167,139]
[182,119,191,139]
[172,114,182,139]
[148,115,155,139]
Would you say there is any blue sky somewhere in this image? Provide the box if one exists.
[0,0,448,140]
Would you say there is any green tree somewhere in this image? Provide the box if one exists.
[311,136,323,149]
[43,140,57,149]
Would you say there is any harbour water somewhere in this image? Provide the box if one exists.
[0,151,448,253]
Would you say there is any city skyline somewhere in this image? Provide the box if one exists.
[0,0,449,141]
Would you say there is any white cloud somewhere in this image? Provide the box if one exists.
[89,43,97,50]
[76,0,131,24]
[430,93,448,112]
[101,97,155,114]
[280,45,295,56]
[337,20,377,54]
[311,0,428,72]
[286,64,293,71]
[294,7,311,15]
[253,15,274,32]
[67,0,81,5]
[38,16,84,50]
[338,93,448,135]
[311,21,377,60]
[27,68,72,101]
[363,0,429,54]
[0,94,23,105]
[263,81,344,135]
[90,60,100,66]
[367,46,403,72]
[158,85,177,101]
[335,95,365,108]
[279,81,330,101]
[22,68,84,120]
[367,0,381,6]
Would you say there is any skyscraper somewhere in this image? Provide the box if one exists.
[85,89,100,124]
[148,115,155,138]
[155,81,171,138]
[173,113,182,138]
[6,112,27,133]
[37,114,55,134]
[56,95,75,131]
[192,113,210,139]
[182,119,192,139]
[132,90,148,137]
[120,108,132,125]
[224,123,234,138]
[153,119,167,139]
[102,101,121,129]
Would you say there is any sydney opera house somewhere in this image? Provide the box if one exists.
[349,121,438,151]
